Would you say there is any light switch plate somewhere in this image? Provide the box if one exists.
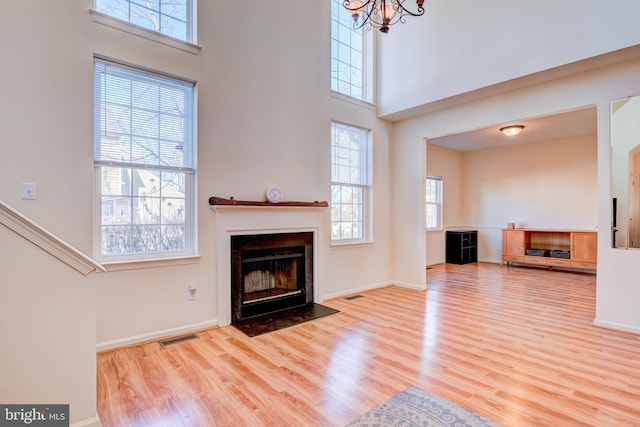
[21,183,37,200]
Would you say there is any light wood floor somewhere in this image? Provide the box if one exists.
[97,263,640,426]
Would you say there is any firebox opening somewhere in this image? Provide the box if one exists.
[231,232,313,323]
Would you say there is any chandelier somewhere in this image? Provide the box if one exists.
[343,0,425,34]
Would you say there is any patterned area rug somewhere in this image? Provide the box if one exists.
[346,386,503,427]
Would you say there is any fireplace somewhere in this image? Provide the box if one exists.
[231,232,313,323]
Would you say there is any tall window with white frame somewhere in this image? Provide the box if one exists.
[95,0,195,42]
[426,176,443,230]
[331,121,371,242]
[330,0,370,102]
[93,58,196,261]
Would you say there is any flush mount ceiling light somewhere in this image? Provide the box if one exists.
[500,125,525,136]
[343,0,426,34]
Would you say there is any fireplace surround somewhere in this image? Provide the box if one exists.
[210,199,327,326]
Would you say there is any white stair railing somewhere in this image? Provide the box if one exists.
[0,200,105,275]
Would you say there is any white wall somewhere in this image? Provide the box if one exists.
[425,145,462,265]
[390,126,427,288]
[461,136,597,230]
[378,0,640,117]
[464,136,597,262]
[0,227,98,426]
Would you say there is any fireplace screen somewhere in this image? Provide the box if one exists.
[242,248,303,303]
[231,232,313,322]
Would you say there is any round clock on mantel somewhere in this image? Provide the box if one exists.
[265,186,284,203]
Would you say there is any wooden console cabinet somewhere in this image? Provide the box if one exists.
[502,228,597,271]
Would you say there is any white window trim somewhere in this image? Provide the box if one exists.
[331,122,373,244]
[89,8,202,55]
[330,182,372,245]
[330,239,376,249]
[330,90,375,110]
[426,176,443,231]
[100,254,201,271]
[364,25,375,104]
[93,57,198,263]
[330,0,375,104]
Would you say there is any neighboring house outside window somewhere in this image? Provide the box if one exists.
[330,0,372,102]
[93,57,196,261]
[95,0,195,42]
[426,176,443,230]
[331,121,371,242]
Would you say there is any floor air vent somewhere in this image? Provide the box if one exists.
[344,295,364,300]
[160,334,199,347]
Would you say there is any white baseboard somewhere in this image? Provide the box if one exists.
[393,281,427,291]
[71,415,102,427]
[322,281,395,300]
[593,319,640,335]
[97,319,219,352]
[322,280,426,301]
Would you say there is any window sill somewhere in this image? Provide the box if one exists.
[331,240,375,249]
[100,254,201,271]
[330,91,375,111]
[89,9,202,55]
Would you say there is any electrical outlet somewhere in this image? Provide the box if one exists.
[188,284,197,301]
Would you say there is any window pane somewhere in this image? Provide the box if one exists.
[94,60,194,169]
[135,225,161,253]
[162,224,186,251]
[101,225,131,256]
[102,197,131,225]
[330,0,365,101]
[97,165,190,256]
[331,184,364,240]
[331,121,370,242]
[161,15,187,41]
[130,3,158,32]
[161,0,187,21]
[161,171,186,194]
[162,198,185,223]
[101,166,125,196]
[135,197,160,224]
[426,177,443,229]
[94,58,195,259]
[96,0,192,42]
[96,0,129,21]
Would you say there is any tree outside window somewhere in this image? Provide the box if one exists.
[95,0,194,42]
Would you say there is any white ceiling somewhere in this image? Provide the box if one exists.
[427,106,598,152]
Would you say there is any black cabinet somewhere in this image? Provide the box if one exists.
[446,230,478,264]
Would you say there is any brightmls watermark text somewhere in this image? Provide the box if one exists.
[0,405,68,427]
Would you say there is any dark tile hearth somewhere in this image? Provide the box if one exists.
[232,303,339,337]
